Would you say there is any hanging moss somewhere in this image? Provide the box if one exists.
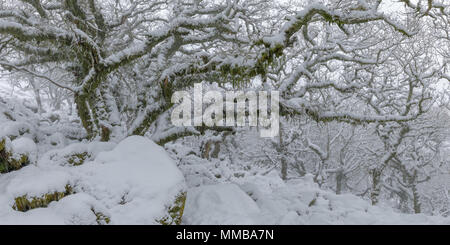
[12,185,73,212]
[156,192,187,225]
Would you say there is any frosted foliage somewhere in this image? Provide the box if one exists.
[0,0,449,224]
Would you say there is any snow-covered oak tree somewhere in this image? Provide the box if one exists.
[1,0,448,142]
[1,0,449,218]
[0,0,268,141]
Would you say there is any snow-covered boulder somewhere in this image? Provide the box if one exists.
[0,121,33,140]
[0,137,35,173]
[11,137,37,163]
[183,184,261,225]
[39,141,116,167]
[74,136,187,224]
[0,136,187,224]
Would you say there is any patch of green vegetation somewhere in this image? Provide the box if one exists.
[156,192,187,225]
[12,185,73,212]
[308,193,320,207]
[0,138,30,174]
[6,127,31,141]
[3,112,15,121]
[66,152,91,166]
[91,208,111,225]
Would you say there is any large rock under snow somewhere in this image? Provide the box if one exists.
[183,184,261,225]
[75,136,186,224]
[0,136,186,224]
[0,137,36,174]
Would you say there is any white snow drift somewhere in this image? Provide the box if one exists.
[0,136,186,224]
[183,172,450,225]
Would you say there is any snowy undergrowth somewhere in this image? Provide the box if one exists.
[1,92,449,224]
[183,172,450,225]
[167,139,450,225]
[0,136,185,224]
[0,93,86,154]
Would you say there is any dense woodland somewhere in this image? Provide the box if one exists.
[0,0,449,224]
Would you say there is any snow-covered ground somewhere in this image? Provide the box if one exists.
[183,172,450,224]
[1,84,449,225]
[0,136,185,224]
